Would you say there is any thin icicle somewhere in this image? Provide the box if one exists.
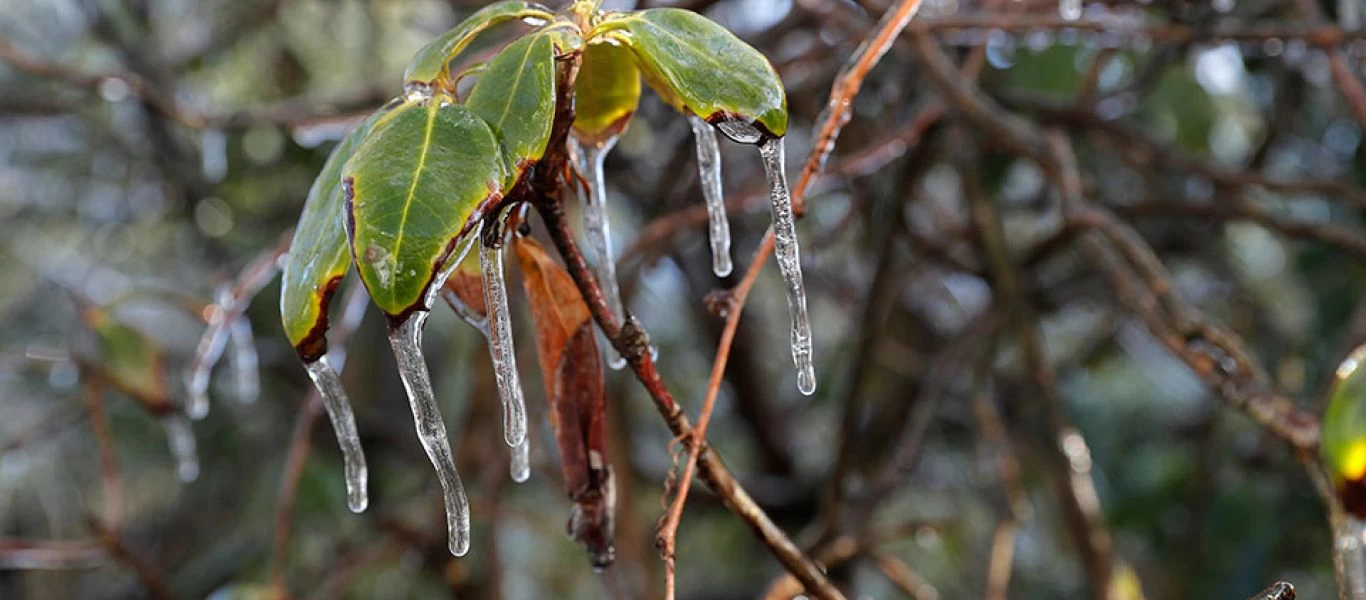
[573,136,627,370]
[759,138,816,396]
[481,241,528,448]
[441,288,491,339]
[389,312,471,556]
[689,116,732,277]
[186,302,229,419]
[162,415,199,482]
[1343,0,1361,30]
[1059,0,1082,21]
[511,438,530,483]
[227,316,259,404]
[304,356,369,513]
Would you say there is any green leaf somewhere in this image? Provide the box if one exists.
[403,0,554,91]
[1324,345,1366,485]
[573,41,641,143]
[83,307,170,410]
[279,105,394,360]
[343,99,508,318]
[605,8,787,139]
[465,31,557,188]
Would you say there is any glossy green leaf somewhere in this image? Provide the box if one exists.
[83,308,170,409]
[279,106,393,360]
[343,99,507,318]
[607,8,787,139]
[465,31,557,187]
[1324,345,1366,485]
[573,41,641,143]
[403,0,554,91]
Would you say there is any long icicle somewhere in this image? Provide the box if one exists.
[227,315,259,404]
[573,136,627,369]
[689,116,732,277]
[389,311,471,556]
[303,356,368,513]
[162,414,200,482]
[759,138,817,396]
[480,240,528,448]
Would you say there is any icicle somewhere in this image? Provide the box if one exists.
[304,356,369,513]
[1337,515,1366,599]
[389,312,471,556]
[1343,0,1361,31]
[186,307,228,420]
[573,136,628,370]
[481,241,528,448]
[227,316,259,404]
[758,138,817,396]
[162,415,199,482]
[511,438,530,483]
[1059,0,1082,21]
[689,116,732,277]
[442,288,491,339]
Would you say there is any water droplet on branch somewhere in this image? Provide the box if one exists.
[689,116,732,277]
[162,415,200,482]
[388,312,471,556]
[511,438,530,483]
[759,138,817,396]
[572,136,628,370]
[304,356,369,513]
[481,240,529,448]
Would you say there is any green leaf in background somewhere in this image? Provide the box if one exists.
[279,104,394,360]
[572,41,640,143]
[83,307,171,411]
[465,31,557,188]
[603,8,787,139]
[1323,344,1366,515]
[403,0,554,92]
[343,98,507,318]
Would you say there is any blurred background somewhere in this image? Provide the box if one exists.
[2,0,1363,598]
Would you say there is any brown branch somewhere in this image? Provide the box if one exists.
[80,376,123,531]
[88,519,176,600]
[530,48,844,600]
[920,14,1366,46]
[872,552,940,600]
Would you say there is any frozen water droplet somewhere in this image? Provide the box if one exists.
[521,15,549,27]
[228,316,259,404]
[572,136,628,370]
[389,312,472,556]
[1059,0,1082,21]
[758,139,816,396]
[716,119,763,145]
[186,306,229,420]
[480,241,528,448]
[511,438,530,483]
[689,116,733,277]
[163,415,199,482]
[304,356,369,513]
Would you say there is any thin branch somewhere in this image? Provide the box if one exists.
[80,376,123,531]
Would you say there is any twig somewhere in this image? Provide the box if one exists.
[80,376,123,531]
[794,0,928,215]
[88,519,176,600]
[872,552,940,600]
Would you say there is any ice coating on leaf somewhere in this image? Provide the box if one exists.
[163,415,199,482]
[614,8,787,138]
[573,41,641,143]
[280,106,390,360]
[481,240,529,448]
[228,316,259,404]
[759,138,816,395]
[688,116,732,277]
[304,356,369,513]
[571,137,627,369]
[403,0,554,90]
[465,31,557,189]
[389,312,472,556]
[344,99,507,318]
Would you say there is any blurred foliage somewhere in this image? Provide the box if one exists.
[2,0,1365,599]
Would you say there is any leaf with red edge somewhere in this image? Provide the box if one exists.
[512,234,614,568]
